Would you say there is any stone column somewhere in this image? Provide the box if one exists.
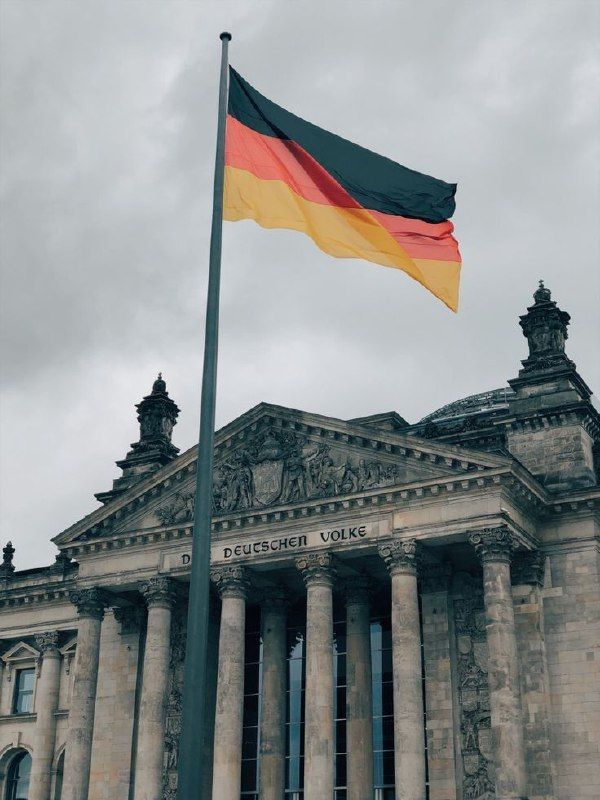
[63,587,107,800]
[469,527,527,800]
[258,587,287,800]
[30,631,62,800]
[379,539,426,800]
[211,566,249,800]
[420,566,458,800]
[345,576,374,800]
[296,552,335,800]
[512,551,556,799]
[133,578,177,800]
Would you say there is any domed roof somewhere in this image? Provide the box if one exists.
[419,387,514,424]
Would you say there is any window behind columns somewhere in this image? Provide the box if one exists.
[12,668,35,715]
[371,611,395,800]
[5,749,31,800]
[333,615,347,800]
[241,605,263,799]
[285,603,306,799]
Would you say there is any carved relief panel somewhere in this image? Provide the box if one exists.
[155,425,450,524]
[162,605,186,800]
[453,576,495,800]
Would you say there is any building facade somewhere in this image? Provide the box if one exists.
[1,283,599,800]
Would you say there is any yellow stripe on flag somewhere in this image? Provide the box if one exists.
[224,165,460,311]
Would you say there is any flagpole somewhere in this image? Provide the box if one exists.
[176,31,231,799]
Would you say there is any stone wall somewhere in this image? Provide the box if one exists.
[422,585,458,800]
[513,579,556,800]
[452,574,494,800]
[87,610,141,800]
[543,543,600,799]
[507,422,596,491]
[162,602,219,800]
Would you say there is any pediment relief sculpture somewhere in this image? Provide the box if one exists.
[154,426,453,523]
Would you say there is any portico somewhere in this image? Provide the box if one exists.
[2,285,598,800]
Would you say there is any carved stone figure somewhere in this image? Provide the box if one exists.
[155,424,421,521]
[162,606,186,798]
[156,492,195,525]
[453,581,495,799]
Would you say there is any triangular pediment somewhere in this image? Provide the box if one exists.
[54,402,512,546]
[2,641,39,663]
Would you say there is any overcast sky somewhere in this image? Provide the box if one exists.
[1,0,599,571]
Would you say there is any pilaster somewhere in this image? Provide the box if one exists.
[62,587,108,800]
[134,578,178,800]
[379,539,426,800]
[296,553,335,800]
[211,565,248,800]
[469,527,527,800]
[30,631,61,800]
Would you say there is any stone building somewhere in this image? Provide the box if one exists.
[1,282,598,800]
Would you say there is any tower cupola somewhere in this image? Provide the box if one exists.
[95,374,180,504]
[506,283,598,490]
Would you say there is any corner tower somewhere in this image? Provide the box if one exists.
[506,282,599,490]
[95,374,180,504]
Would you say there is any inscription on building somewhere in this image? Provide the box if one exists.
[159,521,385,573]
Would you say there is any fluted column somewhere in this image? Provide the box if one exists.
[296,552,335,800]
[379,539,426,800]
[258,587,287,800]
[133,578,177,800]
[30,631,61,800]
[345,577,374,800]
[211,566,249,800]
[469,528,527,800]
[63,587,107,800]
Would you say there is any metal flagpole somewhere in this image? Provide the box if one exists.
[176,31,231,799]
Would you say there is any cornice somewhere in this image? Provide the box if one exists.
[58,465,546,561]
[54,405,511,549]
[0,581,75,610]
[500,403,600,440]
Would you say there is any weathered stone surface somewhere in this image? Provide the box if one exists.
[258,587,287,800]
[345,577,374,800]
[29,632,61,800]
[381,540,427,800]
[62,589,107,800]
[133,579,177,800]
[543,543,600,800]
[422,579,458,800]
[297,552,335,800]
[469,529,527,800]
[211,566,248,800]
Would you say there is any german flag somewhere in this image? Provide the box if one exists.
[224,68,461,311]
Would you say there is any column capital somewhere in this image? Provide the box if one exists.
[34,630,60,656]
[469,526,518,565]
[295,552,335,587]
[140,576,179,609]
[260,585,288,611]
[344,574,371,605]
[211,565,249,599]
[511,549,545,586]
[69,587,109,620]
[379,538,418,576]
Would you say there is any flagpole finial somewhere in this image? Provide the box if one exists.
[220,31,232,41]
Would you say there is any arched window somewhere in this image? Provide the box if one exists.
[53,751,64,800]
[5,750,31,800]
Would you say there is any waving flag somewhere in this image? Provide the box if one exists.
[224,67,461,311]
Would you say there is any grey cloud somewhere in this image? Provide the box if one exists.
[1,0,598,569]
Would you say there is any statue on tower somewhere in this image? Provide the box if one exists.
[518,280,574,373]
[95,374,181,504]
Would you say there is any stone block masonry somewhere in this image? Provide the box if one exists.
[544,544,600,800]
